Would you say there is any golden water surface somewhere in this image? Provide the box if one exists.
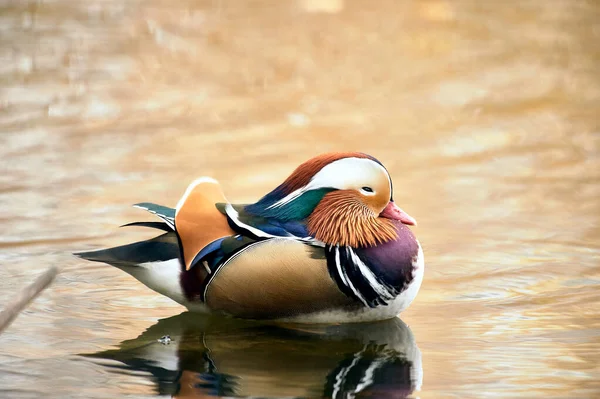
[0,1,599,398]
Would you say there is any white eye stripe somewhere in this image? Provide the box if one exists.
[310,158,391,191]
[267,157,391,209]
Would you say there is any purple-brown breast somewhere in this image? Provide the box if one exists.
[354,220,420,293]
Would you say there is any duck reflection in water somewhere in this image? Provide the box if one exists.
[86,312,422,398]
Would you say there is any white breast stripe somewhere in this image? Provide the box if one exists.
[347,248,395,302]
[338,247,369,307]
[334,245,349,288]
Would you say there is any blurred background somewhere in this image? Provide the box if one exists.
[0,0,599,398]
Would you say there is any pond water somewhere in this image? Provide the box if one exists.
[0,1,599,398]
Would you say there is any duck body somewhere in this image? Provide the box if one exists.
[77,152,424,323]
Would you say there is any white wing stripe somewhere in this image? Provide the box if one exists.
[224,204,282,239]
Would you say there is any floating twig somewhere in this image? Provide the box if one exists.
[0,266,58,333]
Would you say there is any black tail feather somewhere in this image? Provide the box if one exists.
[75,232,180,268]
[120,221,172,232]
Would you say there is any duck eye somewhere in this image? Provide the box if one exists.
[361,186,374,193]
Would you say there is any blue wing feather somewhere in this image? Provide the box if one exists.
[189,237,228,270]
[216,203,314,241]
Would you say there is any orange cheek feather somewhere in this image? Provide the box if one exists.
[307,191,397,248]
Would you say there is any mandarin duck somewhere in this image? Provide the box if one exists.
[77,152,424,323]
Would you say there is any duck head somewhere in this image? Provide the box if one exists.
[245,152,417,248]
